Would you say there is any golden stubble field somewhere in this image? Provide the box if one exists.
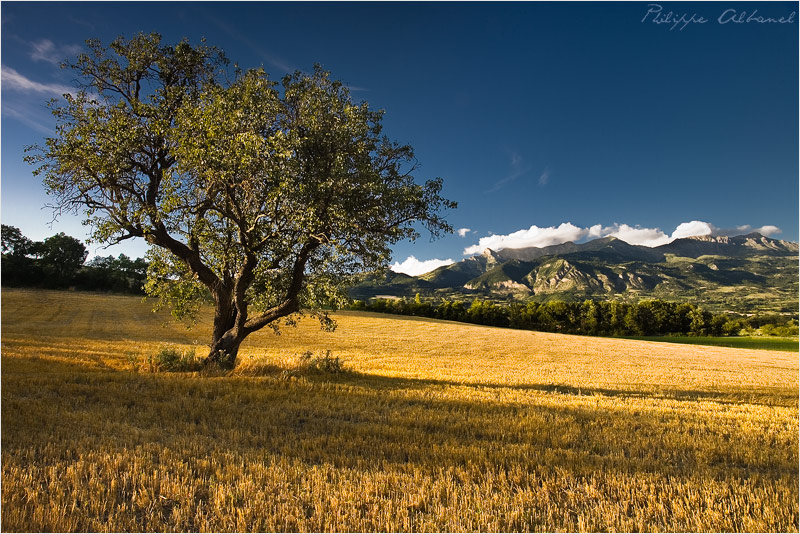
[1,288,798,532]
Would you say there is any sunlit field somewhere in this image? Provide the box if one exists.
[623,335,799,352]
[2,288,797,532]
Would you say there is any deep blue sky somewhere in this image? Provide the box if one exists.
[2,2,797,274]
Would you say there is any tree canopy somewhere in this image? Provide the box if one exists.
[2,225,90,288]
[35,232,89,282]
[26,33,455,368]
[1,225,32,257]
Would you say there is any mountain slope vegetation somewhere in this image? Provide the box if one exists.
[351,234,798,314]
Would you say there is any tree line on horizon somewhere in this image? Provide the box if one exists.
[3,224,796,338]
[1,225,146,294]
[352,294,799,338]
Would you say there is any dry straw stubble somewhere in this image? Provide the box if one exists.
[1,289,797,531]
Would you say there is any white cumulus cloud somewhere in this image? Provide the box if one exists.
[753,225,781,237]
[463,222,587,255]
[456,228,471,238]
[462,220,781,255]
[605,223,672,247]
[671,220,714,240]
[390,256,454,277]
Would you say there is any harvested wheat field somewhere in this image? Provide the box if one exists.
[1,288,798,532]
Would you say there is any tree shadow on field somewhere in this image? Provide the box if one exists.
[3,355,797,486]
[337,370,799,409]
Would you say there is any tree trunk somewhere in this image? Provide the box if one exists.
[200,248,311,370]
[204,298,242,370]
[207,332,243,370]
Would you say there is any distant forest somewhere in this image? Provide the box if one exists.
[3,224,797,338]
[352,295,799,338]
[1,225,146,294]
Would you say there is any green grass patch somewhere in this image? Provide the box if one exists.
[624,335,799,352]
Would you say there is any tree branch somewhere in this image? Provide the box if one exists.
[243,239,319,334]
[147,223,224,297]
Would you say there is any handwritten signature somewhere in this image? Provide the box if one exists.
[642,4,796,31]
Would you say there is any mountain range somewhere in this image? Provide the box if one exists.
[350,233,799,315]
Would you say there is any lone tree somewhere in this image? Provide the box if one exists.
[34,232,89,283]
[27,33,455,368]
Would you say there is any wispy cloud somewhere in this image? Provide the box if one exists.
[67,15,96,31]
[202,12,294,73]
[716,224,781,237]
[30,39,82,65]
[1,65,74,96]
[486,150,532,193]
[538,169,550,186]
[390,256,454,276]
[456,228,471,238]
[463,220,782,254]
[2,104,54,135]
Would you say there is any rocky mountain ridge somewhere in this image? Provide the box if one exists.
[350,234,799,314]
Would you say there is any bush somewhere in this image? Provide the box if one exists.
[760,322,799,337]
[231,350,348,379]
[721,319,743,336]
[132,345,203,372]
[299,350,347,374]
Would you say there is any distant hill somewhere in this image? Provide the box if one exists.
[350,234,799,314]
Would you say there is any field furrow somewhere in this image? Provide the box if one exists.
[2,289,797,532]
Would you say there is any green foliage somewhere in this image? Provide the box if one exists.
[354,296,796,341]
[33,233,88,284]
[279,350,347,378]
[132,345,202,373]
[721,318,744,336]
[143,247,208,322]
[27,33,454,364]
[352,237,799,316]
[1,225,39,287]
[1,227,87,288]
[2,227,147,293]
[1,225,33,256]
[299,350,347,374]
[760,320,799,337]
[78,254,147,293]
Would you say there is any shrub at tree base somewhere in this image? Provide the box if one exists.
[298,350,347,374]
[130,346,203,373]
